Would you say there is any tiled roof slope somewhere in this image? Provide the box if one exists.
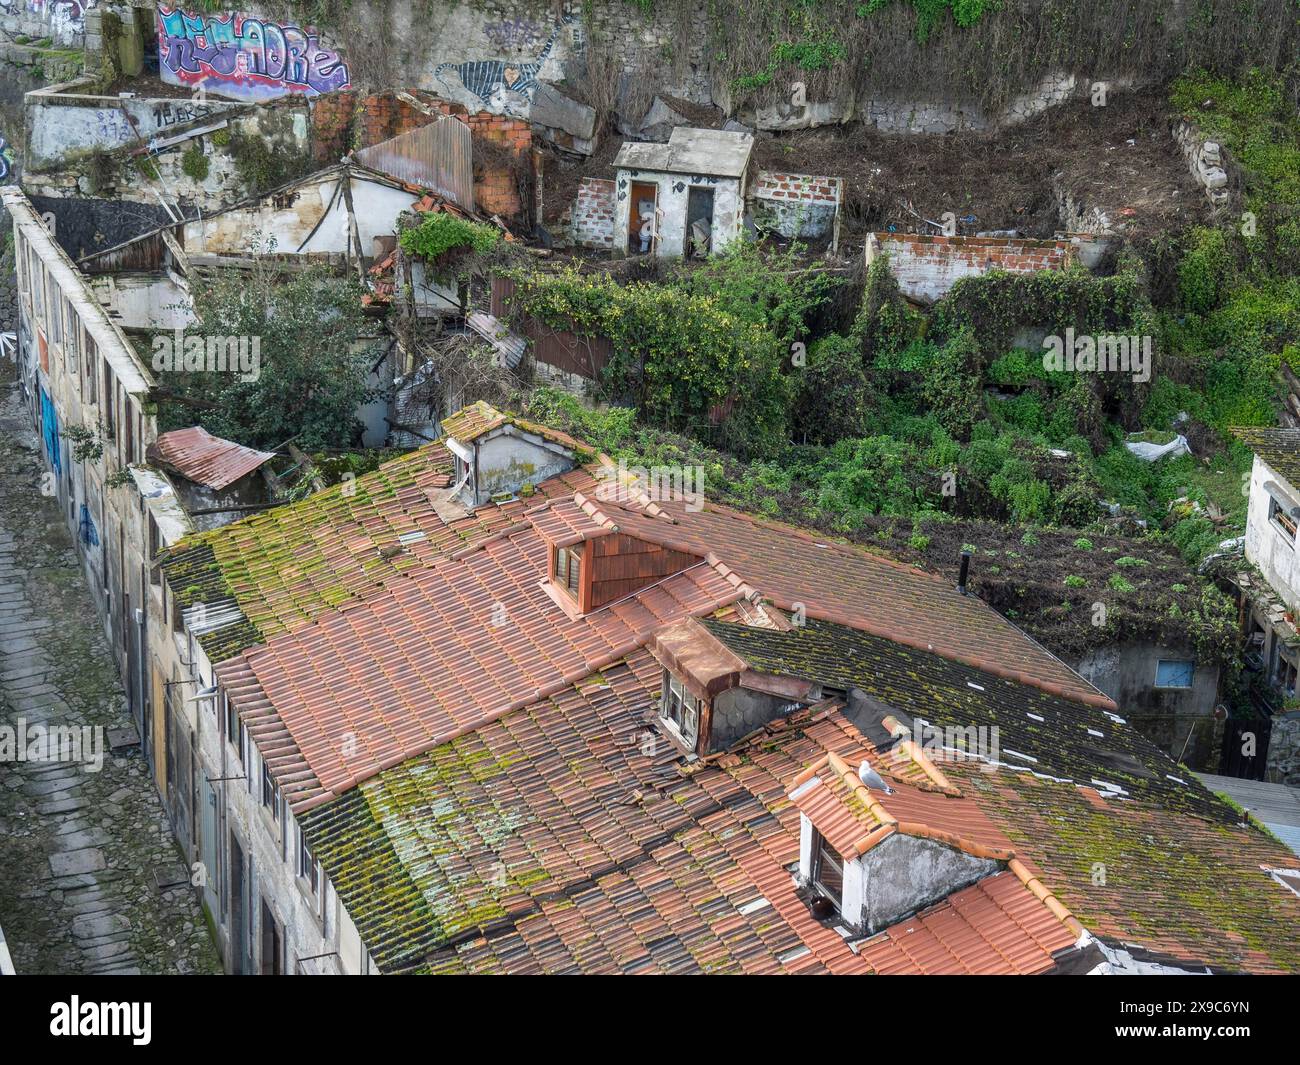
[298,650,1079,974]
[955,765,1300,973]
[1232,426,1300,491]
[217,480,1113,812]
[159,442,597,661]
[441,400,590,454]
[147,426,276,491]
[296,639,1300,974]
[220,517,740,809]
[700,616,1227,821]
[572,492,1110,709]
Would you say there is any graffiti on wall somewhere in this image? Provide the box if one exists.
[157,7,351,102]
[0,134,12,181]
[435,15,573,117]
[4,0,93,40]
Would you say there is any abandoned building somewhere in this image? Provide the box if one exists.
[139,400,1300,975]
[1225,427,1300,786]
[610,127,755,258]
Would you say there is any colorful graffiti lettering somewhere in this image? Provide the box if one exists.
[157,7,351,102]
[0,134,12,182]
[436,15,573,115]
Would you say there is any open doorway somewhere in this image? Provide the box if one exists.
[685,186,715,258]
[628,181,658,255]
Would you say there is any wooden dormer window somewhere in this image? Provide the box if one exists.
[555,544,583,599]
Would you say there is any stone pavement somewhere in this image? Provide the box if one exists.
[0,376,220,974]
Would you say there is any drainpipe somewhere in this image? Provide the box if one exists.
[957,549,972,596]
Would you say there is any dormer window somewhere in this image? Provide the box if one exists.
[555,544,583,599]
[661,673,700,747]
[811,830,844,913]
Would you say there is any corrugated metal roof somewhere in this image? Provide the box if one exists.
[148,427,275,491]
[354,117,475,213]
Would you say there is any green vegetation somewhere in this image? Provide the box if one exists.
[181,146,210,182]
[155,264,378,450]
[399,212,502,263]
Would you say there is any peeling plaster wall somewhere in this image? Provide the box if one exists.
[88,270,194,330]
[1243,456,1300,615]
[466,430,573,505]
[613,168,743,259]
[26,83,240,170]
[855,834,998,934]
[1072,642,1219,763]
[183,174,417,257]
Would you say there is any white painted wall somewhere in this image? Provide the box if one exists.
[612,169,744,259]
[1245,454,1300,614]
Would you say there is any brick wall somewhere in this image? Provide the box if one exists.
[867,233,1077,304]
[573,177,616,249]
[753,171,842,240]
[310,90,532,220]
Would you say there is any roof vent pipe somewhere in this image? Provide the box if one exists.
[957,549,972,596]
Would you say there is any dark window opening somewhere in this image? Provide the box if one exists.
[811,831,843,912]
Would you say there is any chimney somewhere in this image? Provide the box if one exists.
[957,549,971,596]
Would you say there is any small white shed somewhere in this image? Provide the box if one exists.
[611,128,754,259]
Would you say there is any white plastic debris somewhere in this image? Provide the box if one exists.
[1124,433,1191,462]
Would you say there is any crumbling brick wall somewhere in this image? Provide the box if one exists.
[309,91,531,220]
[867,233,1077,304]
[753,171,842,240]
[572,177,616,248]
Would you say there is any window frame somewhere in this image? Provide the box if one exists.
[660,672,700,747]
[811,830,844,912]
[1153,658,1196,690]
[554,544,583,600]
[1269,495,1298,543]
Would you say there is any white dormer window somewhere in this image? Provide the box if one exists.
[661,673,699,747]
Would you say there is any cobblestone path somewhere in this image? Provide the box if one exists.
[0,377,220,974]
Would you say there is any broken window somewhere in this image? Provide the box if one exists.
[1269,495,1298,542]
[661,673,700,747]
[811,831,844,912]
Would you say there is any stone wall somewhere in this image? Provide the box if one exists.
[866,232,1077,305]
[1173,120,1232,210]
[572,176,614,248]
[0,0,92,47]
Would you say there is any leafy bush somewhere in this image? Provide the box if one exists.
[399,212,501,261]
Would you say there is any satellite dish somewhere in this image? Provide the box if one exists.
[858,760,893,795]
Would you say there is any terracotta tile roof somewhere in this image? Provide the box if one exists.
[577,492,1111,708]
[297,652,1079,974]
[1232,426,1300,490]
[788,750,1015,862]
[700,615,1223,820]
[159,443,595,661]
[147,426,275,491]
[220,522,740,809]
[858,870,1078,976]
[954,764,1300,973]
[440,400,589,455]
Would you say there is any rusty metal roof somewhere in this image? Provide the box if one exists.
[148,427,275,491]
